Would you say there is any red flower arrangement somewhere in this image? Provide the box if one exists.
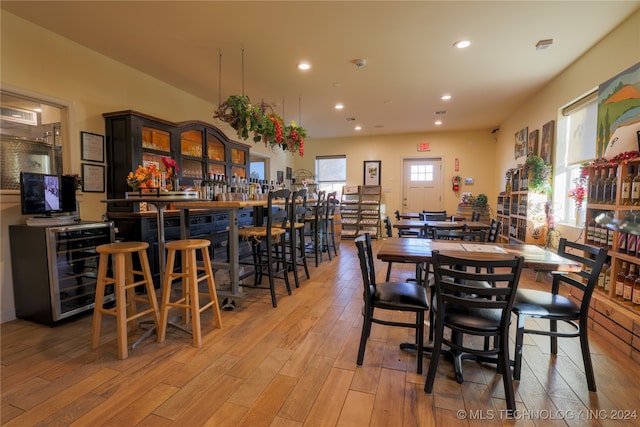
[567,165,589,209]
[161,156,179,177]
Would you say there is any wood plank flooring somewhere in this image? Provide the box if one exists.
[2,238,640,426]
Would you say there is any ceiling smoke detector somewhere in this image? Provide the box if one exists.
[536,39,553,50]
[351,59,367,68]
[346,117,356,121]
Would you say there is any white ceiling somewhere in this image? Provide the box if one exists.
[2,1,639,139]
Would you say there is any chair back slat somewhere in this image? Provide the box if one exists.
[433,229,486,242]
[267,189,290,232]
[355,234,377,301]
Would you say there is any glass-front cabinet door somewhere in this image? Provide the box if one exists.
[180,128,205,183]
[207,132,227,176]
[231,146,247,178]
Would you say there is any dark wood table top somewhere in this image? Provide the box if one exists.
[376,238,581,272]
[393,219,490,230]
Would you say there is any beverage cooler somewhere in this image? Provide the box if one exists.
[9,222,115,325]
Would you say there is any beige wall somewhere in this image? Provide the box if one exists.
[295,130,498,218]
[494,9,640,243]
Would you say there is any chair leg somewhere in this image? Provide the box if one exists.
[550,319,558,354]
[513,315,526,380]
[91,253,109,349]
[416,311,424,374]
[424,314,444,393]
[266,240,278,308]
[280,239,292,296]
[357,307,373,366]
[297,227,310,279]
[500,332,516,413]
[580,326,597,391]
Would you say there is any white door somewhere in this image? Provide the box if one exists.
[402,158,443,213]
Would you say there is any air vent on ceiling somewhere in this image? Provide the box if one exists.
[1,106,38,126]
[434,110,447,115]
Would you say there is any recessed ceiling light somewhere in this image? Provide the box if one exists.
[454,40,471,49]
[334,103,344,110]
[354,125,362,131]
[297,62,311,70]
[435,120,443,125]
[33,107,42,112]
[441,95,452,101]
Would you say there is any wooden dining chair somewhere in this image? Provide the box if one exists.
[421,223,466,239]
[512,238,608,391]
[355,233,429,374]
[425,251,524,413]
[432,229,486,242]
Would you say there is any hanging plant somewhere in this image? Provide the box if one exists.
[525,154,551,193]
[214,95,308,156]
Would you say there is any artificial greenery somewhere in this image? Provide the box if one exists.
[525,154,551,193]
[471,193,488,208]
[213,95,307,156]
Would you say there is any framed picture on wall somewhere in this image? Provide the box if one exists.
[540,120,555,164]
[364,160,381,186]
[514,127,528,159]
[80,131,105,163]
[528,129,539,157]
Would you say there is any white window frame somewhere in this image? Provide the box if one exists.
[316,155,346,197]
[552,89,598,227]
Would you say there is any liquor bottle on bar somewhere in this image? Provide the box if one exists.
[616,262,628,301]
[622,165,634,205]
[604,263,611,293]
[632,167,640,206]
[596,168,608,203]
[624,263,637,305]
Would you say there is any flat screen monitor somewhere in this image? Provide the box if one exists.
[20,172,76,216]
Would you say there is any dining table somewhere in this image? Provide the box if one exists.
[376,237,582,382]
[399,212,466,221]
[393,219,491,233]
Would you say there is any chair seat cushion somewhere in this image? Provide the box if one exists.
[432,300,502,333]
[374,282,428,310]
[513,289,580,318]
[238,226,287,239]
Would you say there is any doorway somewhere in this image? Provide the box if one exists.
[402,158,443,213]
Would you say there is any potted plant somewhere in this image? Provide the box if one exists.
[525,154,552,193]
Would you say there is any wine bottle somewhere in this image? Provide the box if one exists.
[624,263,637,305]
[622,165,634,205]
[616,262,628,301]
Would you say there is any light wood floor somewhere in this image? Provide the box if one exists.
[2,238,640,426]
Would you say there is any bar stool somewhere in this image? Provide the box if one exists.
[158,239,222,348]
[305,190,326,267]
[91,241,160,359]
[286,188,310,287]
[238,188,292,307]
[325,191,339,257]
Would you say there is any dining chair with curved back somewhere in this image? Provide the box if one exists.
[421,212,448,222]
[512,237,608,391]
[425,250,525,413]
[355,233,429,374]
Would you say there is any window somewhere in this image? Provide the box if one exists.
[316,155,346,196]
[552,90,598,227]
[410,164,434,182]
